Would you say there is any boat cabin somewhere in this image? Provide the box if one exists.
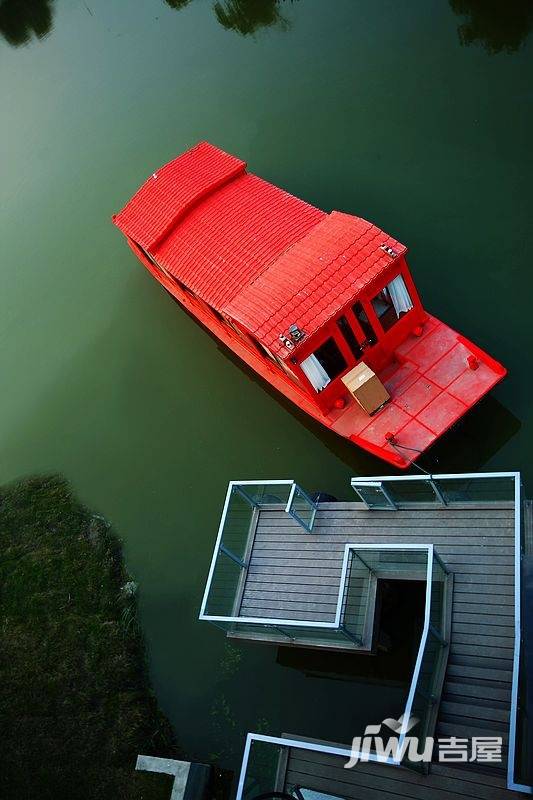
[275,247,423,414]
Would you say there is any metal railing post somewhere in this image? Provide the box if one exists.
[274,625,295,642]
[353,551,375,574]
[286,484,318,532]
[414,685,437,704]
[433,550,450,575]
[232,484,259,508]
[429,623,447,646]
[381,483,398,510]
[219,543,246,569]
[428,478,447,506]
[339,624,362,646]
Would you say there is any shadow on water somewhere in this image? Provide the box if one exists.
[449,0,533,54]
[214,322,522,479]
[278,580,425,691]
[0,0,54,47]
[418,394,521,475]
[168,292,521,478]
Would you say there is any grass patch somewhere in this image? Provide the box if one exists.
[0,475,180,799]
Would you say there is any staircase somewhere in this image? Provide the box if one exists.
[437,658,512,773]
[433,506,517,777]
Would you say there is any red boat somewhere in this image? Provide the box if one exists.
[113,142,506,468]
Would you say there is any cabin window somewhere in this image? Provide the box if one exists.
[275,354,300,382]
[336,315,363,360]
[300,338,347,392]
[140,247,170,278]
[371,275,414,332]
[258,341,278,363]
[353,302,377,345]
[225,317,244,337]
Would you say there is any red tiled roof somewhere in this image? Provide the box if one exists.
[113,143,406,356]
[154,171,324,310]
[226,211,406,355]
[113,142,246,251]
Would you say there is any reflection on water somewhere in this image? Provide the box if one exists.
[164,0,289,36]
[0,0,289,49]
[450,0,533,53]
[213,0,288,36]
[3,0,531,56]
[164,0,192,9]
[0,0,54,47]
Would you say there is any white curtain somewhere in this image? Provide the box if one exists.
[300,353,330,392]
[387,274,413,317]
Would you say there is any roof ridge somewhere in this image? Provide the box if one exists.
[113,142,246,252]
[152,168,246,254]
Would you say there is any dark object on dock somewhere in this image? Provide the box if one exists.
[309,491,338,504]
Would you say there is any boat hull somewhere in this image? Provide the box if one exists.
[129,241,506,469]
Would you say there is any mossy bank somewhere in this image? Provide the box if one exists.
[0,475,180,800]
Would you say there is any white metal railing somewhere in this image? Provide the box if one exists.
[232,472,530,797]
[200,483,441,648]
[234,545,445,799]
[350,471,528,793]
[198,481,330,629]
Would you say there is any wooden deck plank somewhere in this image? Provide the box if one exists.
[283,746,517,800]
[236,500,517,792]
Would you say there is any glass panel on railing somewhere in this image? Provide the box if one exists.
[384,479,444,505]
[241,739,286,799]
[429,554,448,636]
[205,552,244,617]
[276,625,360,647]
[342,553,372,641]
[208,619,232,633]
[222,488,257,562]
[229,621,305,642]
[353,475,515,507]
[239,482,294,508]
[351,547,428,578]
[352,482,396,509]
[402,629,446,772]
[415,628,446,701]
[230,621,359,648]
[401,702,433,774]
[287,485,317,532]
[438,476,515,504]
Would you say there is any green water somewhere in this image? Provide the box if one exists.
[1,0,532,776]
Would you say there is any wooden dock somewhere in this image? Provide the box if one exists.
[237,498,518,796]
[281,743,517,800]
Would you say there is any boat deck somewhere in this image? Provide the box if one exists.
[237,499,516,775]
[329,315,505,466]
